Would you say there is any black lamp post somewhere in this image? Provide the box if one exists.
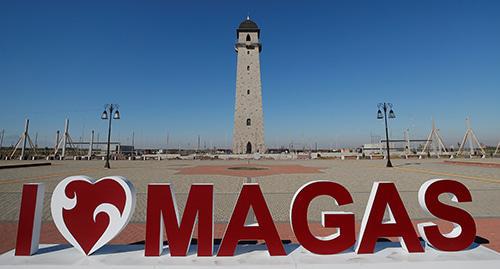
[377,103,395,167]
[101,104,120,169]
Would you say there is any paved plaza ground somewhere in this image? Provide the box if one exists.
[1,158,499,253]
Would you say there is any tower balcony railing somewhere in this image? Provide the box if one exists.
[235,41,262,52]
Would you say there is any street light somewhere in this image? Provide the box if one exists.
[377,103,395,167]
[101,104,120,169]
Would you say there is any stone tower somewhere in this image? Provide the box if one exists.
[232,17,266,154]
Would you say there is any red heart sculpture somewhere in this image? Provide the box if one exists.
[51,176,136,255]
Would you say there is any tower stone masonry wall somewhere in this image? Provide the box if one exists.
[232,20,266,154]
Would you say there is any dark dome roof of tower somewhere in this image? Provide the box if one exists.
[236,17,260,38]
[238,19,259,30]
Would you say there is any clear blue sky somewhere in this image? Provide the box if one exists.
[1,0,499,149]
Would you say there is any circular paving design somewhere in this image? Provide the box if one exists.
[227,166,269,171]
[177,164,323,177]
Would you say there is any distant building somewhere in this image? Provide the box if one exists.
[116,145,134,156]
[232,17,266,154]
[361,143,383,155]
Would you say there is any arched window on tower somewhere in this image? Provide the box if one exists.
[246,118,251,126]
[247,65,250,71]
[246,34,251,42]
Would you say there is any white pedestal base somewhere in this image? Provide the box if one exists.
[1,243,499,268]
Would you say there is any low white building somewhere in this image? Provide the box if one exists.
[361,143,383,155]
